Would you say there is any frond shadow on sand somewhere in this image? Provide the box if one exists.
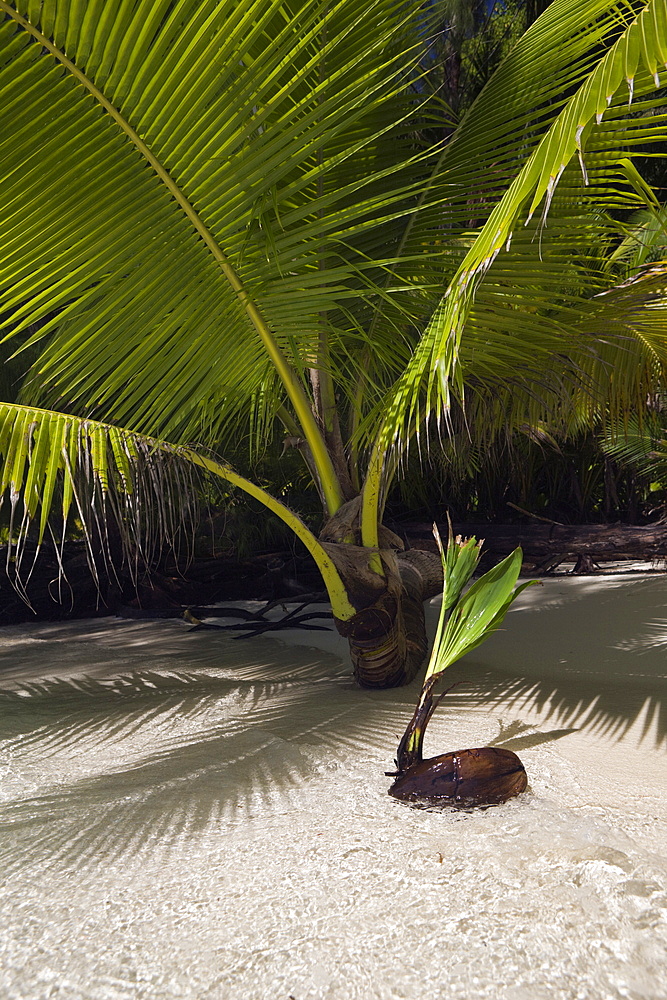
[0,597,664,875]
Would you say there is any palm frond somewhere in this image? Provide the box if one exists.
[377,0,667,452]
[0,401,358,617]
[0,401,200,591]
[608,206,667,271]
[0,0,437,447]
[601,408,667,477]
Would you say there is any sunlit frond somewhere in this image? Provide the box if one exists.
[0,401,359,618]
[0,0,437,448]
[377,0,667,454]
[0,401,203,594]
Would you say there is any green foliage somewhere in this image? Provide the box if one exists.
[439,522,483,611]
[423,0,529,116]
[425,530,536,682]
[0,401,204,581]
[2,0,667,621]
[0,0,433,443]
[0,402,358,616]
[381,0,667,455]
[391,421,662,525]
[601,405,667,483]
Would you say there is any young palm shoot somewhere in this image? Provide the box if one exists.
[389,525,537,808]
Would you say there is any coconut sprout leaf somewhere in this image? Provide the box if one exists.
[424,547,538,682]
[423,522,484,701]
[436,521,483,614]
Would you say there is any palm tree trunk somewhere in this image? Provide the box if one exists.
[320,513,442,688]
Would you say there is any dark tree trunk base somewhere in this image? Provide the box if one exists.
[326,544,433,688]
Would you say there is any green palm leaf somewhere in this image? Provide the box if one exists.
[0,0,432,452]
[0,401,357,617]
[378,0,667,452]
[601,408,667,477]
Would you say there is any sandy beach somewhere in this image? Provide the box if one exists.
[0,573,665,999]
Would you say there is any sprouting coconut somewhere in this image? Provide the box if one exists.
[388,524,538,808]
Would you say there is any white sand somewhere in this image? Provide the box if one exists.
[0,573,665,999]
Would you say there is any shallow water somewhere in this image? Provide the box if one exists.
[0,575,665,999]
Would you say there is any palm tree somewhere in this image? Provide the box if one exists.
[1,0,667,688]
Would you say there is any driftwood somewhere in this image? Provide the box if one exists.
[401,522,667,574]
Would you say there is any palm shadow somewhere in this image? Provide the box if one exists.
[457,664,665,747]
[0,600,664,875]
[0,648,411,875]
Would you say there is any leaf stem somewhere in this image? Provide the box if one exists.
[359,436,384,575]
[181,447,355,620]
